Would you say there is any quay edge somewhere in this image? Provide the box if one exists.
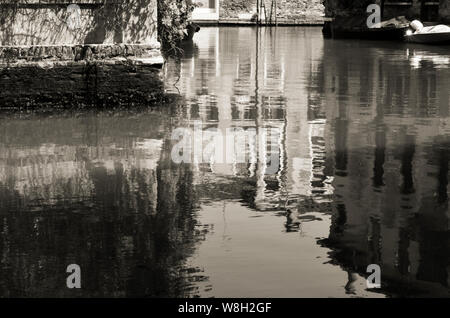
[0,0,165,108]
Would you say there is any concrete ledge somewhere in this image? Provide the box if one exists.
[0,43,163,66]
[193,17,327,26]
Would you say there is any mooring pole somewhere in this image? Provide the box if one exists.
[275,0,277,26]
[256,0,260,25]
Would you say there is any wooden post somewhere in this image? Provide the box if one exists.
[275,0,277,26]
[269,0,274,24]
[257,0,260,25]
[263,0,268,25]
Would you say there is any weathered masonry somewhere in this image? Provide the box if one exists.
[323,0,450,23]
[382,0,450,22]
[0,0,164,107]
[191,0,325,24]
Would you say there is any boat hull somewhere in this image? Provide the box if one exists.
[405,32,450,44]
[324,16,410,41]
[331,27,408,41]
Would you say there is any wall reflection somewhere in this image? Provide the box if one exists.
[165,27,331,213]
[314,39,450,297]
[166,28,450,296]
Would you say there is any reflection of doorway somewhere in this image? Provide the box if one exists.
[421,1,439,22]
[192,0,220,21]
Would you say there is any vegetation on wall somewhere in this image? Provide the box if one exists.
[158,0,195,54]
[1,0,195,53]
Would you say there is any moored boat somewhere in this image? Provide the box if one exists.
[324,16,410,41]
[404,20,450,44]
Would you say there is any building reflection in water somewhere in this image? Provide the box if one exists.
[1,27,450,297]
[165,27,332,213]
[314,39,450,297]
[166,28,450,297]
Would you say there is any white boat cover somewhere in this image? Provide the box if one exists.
[411,20,450,34]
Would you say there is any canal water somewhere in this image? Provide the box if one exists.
[1,26,450,297]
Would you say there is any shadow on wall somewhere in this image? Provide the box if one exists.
[0,0,158,46]
[322,0,375,17]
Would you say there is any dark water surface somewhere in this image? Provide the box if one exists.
[1,27,450,297]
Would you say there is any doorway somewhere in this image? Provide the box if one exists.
[421,1,439,22]
[192,0,220,21]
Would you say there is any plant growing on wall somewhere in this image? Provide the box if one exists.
[1,0,193,54]
[158,0,195,54]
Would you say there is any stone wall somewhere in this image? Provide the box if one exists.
[0,1,164,108]
[383,1,424,21]
[219,0,324,21]
[383,0,450,22]
[0,0,158,46]
[323,0,378,18]
[439,0,450,23]
[323,0,450,22]
[220,0,254,19]
[0,60,163,107]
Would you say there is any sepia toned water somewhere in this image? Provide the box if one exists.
[1,26,450,297]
